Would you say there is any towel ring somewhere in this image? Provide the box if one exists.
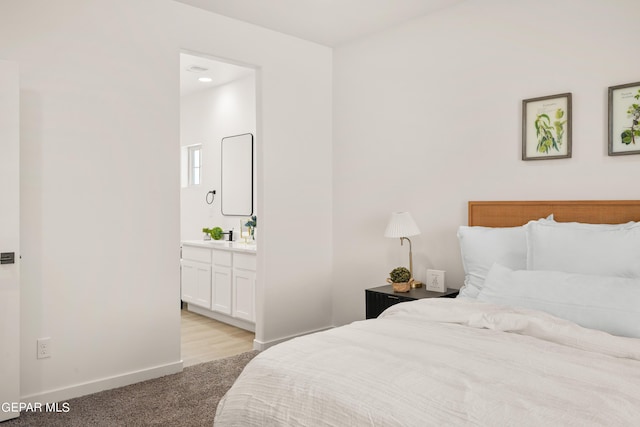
[206,190,216,205]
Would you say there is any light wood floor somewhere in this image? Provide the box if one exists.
[181,308,255,367]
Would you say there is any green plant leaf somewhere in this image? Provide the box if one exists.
[212,226,223,240]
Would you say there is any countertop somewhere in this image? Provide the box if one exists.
[181,239,257,254]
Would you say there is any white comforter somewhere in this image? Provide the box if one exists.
[214,299,640,426]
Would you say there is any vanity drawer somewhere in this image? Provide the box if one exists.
[182,246,211,264]
[212,249,233,267]
[234,253,256,271]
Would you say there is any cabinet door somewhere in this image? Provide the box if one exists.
[212,265,232,315]
[181,260,211,309]
[233,268,256,322]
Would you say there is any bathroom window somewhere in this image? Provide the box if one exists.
[188,145,202,186]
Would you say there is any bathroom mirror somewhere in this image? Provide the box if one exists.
[221,133,253,216]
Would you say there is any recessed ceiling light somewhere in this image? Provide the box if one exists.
[198,77,213,83]
[187,65,208,73]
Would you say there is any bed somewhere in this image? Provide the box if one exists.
[214,200,640,426]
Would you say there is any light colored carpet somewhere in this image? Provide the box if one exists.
[3,351,258,427]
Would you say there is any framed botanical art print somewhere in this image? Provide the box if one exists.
[608,81,640,156]
[426,269,446,292]
[522,93,572,160]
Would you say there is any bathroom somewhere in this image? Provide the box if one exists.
[179,52,258,363]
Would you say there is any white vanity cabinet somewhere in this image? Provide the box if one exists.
[211,250,233,315]
[180,246,212,309]
[232,253,257,322]
[181,241,257,332]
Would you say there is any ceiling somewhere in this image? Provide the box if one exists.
[180,53,254,96]
[174,0,465,47]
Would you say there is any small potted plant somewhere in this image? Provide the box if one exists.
[387,266,412,293]
[202,226,224,240]
[244,215,257,240]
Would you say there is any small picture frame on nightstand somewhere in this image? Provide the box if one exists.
[426,270,446,292]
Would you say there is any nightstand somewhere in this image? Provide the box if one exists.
[365,285,459,319]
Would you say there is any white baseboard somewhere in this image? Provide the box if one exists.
[21,360,183,405]
[253,326,333,351]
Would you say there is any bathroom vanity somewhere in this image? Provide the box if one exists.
[181,240,257,332]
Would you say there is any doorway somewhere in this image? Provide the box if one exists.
[178,52,258,361]
[0,59,20,422]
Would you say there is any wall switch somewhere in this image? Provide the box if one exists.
[37,337,51,359]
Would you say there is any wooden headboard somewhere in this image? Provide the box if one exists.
[469,200,640,227]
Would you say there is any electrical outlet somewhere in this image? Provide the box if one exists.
[37,337,51,359]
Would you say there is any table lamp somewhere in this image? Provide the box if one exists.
[384,211,422,288]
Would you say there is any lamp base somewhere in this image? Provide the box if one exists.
[410,280,423,289]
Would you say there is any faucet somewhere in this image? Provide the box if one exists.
[221,230,233,242]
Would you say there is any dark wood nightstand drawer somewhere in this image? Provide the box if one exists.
[365,285,459,319]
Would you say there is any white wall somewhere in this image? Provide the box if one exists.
[180,74,257,241]
[0,0,332,401]
[332,0,640,325]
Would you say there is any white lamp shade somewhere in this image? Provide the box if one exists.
[384,212,421,238]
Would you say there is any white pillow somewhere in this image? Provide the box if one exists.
[457,225,527,299]
[456,216,553,299]
[526,220,640,277]
[534,216,635,229]
[477,263,640,338]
